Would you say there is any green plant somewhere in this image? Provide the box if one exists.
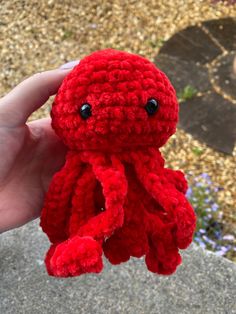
[187,173,236,257]
[147,38,164,49]
[192,146,204,156]
[62,29,74,40]
[177,85,197,102]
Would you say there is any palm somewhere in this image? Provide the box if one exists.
[0,118,66,231]
[0,67,75,233]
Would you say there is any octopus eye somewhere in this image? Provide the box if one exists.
[145,98,159,116]
[80,103,92,119]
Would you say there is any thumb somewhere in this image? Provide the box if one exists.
[0,61,80,127]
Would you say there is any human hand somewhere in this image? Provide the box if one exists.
[0,63,78,233]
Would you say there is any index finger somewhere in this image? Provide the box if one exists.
[0,66,77,126]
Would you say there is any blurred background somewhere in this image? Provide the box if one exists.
[0,0,235,261]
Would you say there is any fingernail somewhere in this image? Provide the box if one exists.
[59,60,80,70]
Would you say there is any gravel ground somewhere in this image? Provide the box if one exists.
[0,1,235,255]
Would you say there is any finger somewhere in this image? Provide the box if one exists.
[27,117,67,191]
[0,63,79,126]
[27,117,67,161]
[28,117,57,137]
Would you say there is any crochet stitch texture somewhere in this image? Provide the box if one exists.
[40,49,196,277]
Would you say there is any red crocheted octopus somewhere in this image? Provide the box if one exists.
[40,49,196,277]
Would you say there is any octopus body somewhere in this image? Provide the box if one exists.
[40,49,196,277]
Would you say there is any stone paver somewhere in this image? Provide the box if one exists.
[202,17,236,51]
[155,17,236,154]
[1,220,236,314]
[179,92,236,154]
[158,25,222,65]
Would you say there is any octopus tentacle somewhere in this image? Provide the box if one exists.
[128,148,196,250]
[76,152,128,241]
[103,170,149,264]
[145,211,182,275]
[44,163,103,277]
[45,152,128,277]
[45,234,103,277]
[163,168,188,194]
[40,152,82,243]
[68,165,98,237]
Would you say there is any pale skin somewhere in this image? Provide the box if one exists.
[0,64,78,233]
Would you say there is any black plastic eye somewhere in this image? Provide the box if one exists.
[145,98,159,116]
[80,103,92,119]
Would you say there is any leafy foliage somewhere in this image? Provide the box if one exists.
[186,173,236,257]
[177,85,198,102]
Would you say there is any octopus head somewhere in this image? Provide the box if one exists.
[51,49,179,152]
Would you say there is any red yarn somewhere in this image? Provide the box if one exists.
[40,49,196,277]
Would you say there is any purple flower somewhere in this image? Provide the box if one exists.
[199,242,206,249]
[215,250,226,256]
[201,173,210,179]
[219,246,229,252]
[213,231,222,240]
[222,235,235,241]
[188,172,235,257]
[211,203,219,212]
[200,173,212,185]
[203,235,214,243]
[214,246,230,256]
[194,237,204,245]
[186,187,192,198]
[205,198,211,204]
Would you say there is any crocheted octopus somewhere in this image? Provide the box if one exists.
[40,49,196,277]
